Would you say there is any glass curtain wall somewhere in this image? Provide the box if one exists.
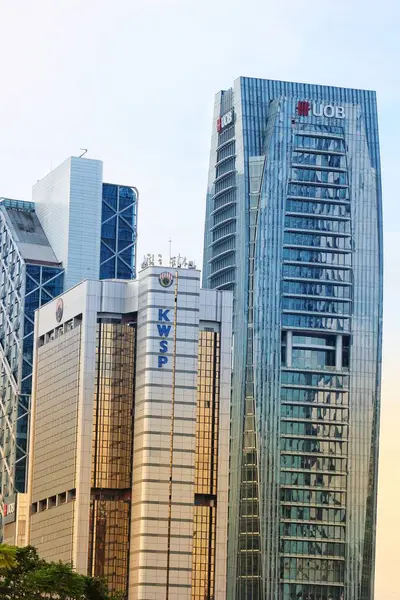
[192,330,220,600]
[88,320,136,595]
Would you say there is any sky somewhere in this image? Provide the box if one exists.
[0,0,399,596]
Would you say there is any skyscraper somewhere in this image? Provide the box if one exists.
[0,156,138,522]
[203,78,383,600]
[22,266,232,600]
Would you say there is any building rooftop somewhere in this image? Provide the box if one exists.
[0,202,59,264]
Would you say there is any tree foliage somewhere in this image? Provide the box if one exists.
[0,545,121,600]
[0,544,17,571]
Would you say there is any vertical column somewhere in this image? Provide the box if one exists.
[286,331,293,368]
[129,267,200,600]
[336,334,343,371]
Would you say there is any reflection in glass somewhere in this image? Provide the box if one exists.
[192,331,220,600]
[88,321,135,596]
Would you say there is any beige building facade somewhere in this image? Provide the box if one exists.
[20,266,232,600]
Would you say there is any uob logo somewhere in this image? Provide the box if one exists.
[297,101,345,119]
[157,308,171,368]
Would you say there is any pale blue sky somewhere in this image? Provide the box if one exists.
[0,1,398,597]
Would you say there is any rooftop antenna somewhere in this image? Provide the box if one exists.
[79,148,88,158]
[169,238,172,263]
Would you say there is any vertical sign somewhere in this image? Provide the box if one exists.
[157,309,171,368]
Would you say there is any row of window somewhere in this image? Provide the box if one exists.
[280,488,345,506]
[289,334,336,347]
[281,506,346,523]
[32,489,76,513]
[284,232,351,250]
[213,204,236,226]
[280,472,345,489]
[292,151,346,169]
[216,139,235,162]
[291,168,347,186]
[282,314,350,332]
[281,439,347,456]
[281,388,348,405]
[280,540,345,557]
[214,172,235,194]
[280,522,345,540]
[281,422,347,439]
[210,235,235,257]
[281,455,347,473]
[283,248,352,265]
[283,348,336,371]
[282,297,351,315]
[297,124,345,134]
[281,559,344,583]
[294,135,345,152]
[285,216,350,234]
[280,583,344,600]
[282,281,351,299]
[213,188,236,212]
[217,124,234,146]
[288,184,349,200]
[215,157,235,179]
[281,405,348,422]
[286,199,350,217]
[291,167,347,185]
[283,264,352,282]
[209,269,235,289]
[212,220,236,242]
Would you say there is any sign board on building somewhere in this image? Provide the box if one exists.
[297,101,345,119]
[157,309,171,368]
[217,110,234,132]
[3,494,16,525]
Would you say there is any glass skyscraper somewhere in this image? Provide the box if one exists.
[0,157,138,530]
[203,78,383,600]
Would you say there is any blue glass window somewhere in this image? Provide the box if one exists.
[100,184,136,280]
[102,183,118,209]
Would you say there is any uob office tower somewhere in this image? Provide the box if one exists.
[202,78,383,600]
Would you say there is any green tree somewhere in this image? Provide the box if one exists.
[0,544,17,571]
[27,561,86,599]
[0,545,120,600]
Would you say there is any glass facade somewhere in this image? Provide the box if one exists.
[0,203,63,505]
[192,330,220,600]
[1,180,137,519]
[88,320,136,596]
[203,79,383,600]
[100,184,138,280]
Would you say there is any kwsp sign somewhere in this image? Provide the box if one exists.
[297,101,345,119]
[157,308,171,368]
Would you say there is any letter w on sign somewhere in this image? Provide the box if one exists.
[157,324,171,337]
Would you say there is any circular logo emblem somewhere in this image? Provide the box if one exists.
[56,298,64,323]
[159,272,173,288]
